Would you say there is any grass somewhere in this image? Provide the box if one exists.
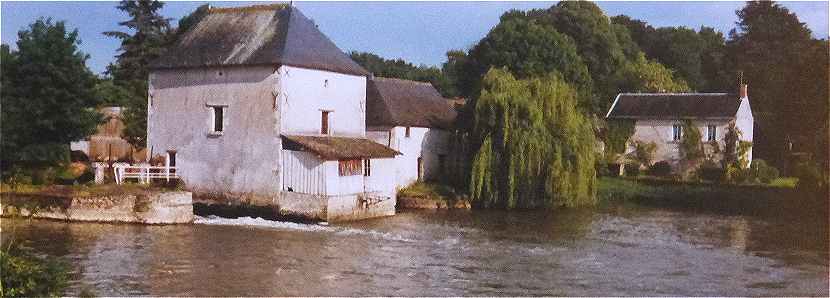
[1,182,161,197]
[597,176,826,217]
[397,182,458,201]
[768,177,799,188]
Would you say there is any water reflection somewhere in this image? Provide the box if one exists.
[2,201,827,296]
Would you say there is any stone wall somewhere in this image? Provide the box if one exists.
[1,191,193,224]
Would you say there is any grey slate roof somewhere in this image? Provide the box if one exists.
[281,135,400,160]
[606,93,742,120]
[366,77,457,129]
[150,4,369,76]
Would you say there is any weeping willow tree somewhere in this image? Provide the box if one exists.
[470,68,597,209]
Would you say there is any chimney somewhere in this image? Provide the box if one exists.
[739,84,748,99]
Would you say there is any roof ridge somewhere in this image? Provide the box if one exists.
[208,4,289,14]
[619,92,732,96]
[373,77,434,85]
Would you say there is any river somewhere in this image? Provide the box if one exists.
[2,201,827,296]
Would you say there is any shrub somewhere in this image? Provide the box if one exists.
[624,162,641,177]
[0,245,68,297]
[632,140,657,166]
[698,160,725,182]
[749,159,779,183]
[791,160,825,190]
[723,163,749,184]
[768,177,798,188]
[648,161,672,177]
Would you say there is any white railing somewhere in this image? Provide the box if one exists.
[113,164,178,184]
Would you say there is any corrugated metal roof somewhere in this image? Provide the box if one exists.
[281,135,400,160]
[366,77,457,129]
[606,93,742,119]
[150,4,368,76]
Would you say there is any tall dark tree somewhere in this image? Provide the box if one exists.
[727,1,829,171]
[1,19,100,164]
[104,0,171,84]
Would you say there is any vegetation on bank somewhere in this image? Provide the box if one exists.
[596,176,827,217]
[398,182,457,201]
[0,243,69,297]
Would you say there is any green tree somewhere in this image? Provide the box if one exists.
[466,11,594,111]
[470,68,596,208]
[727,1,829,171]
[1,19,100,165]
[104,0,171,83]
[348,51,457,97]
[618,53,690,93]
[679,120,704,161]
[532,1,633,109]
[104,0,171,148]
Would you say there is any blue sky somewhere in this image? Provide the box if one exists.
[2,1,828,74]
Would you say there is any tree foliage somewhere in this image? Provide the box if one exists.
[470,68,596,208]
[1,19,100,164]
[618,53,690,93]
[348,51,458,97]
[466,11,595,112]
[103,0,172,148]
[679,120,704,161]
[726,1,829,171]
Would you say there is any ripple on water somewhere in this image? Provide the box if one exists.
[194,215,416,243]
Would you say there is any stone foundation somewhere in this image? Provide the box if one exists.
[1,191,193,224]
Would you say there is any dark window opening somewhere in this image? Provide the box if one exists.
[672,124,682,141]
[707,125,717,141]
[405,126,411,138]
[213,106,224,132]
[167,150,177,167]
[363,159,371,176]
[321,111,330,135]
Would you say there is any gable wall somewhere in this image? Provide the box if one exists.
[278,65,367,137]
[147,65,281,205]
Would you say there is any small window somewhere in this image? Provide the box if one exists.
[707,125,717,141]
[212,106,224,133]
[405,126,411,138]
[363,159,371,176]
[321,111,330,135]
[338,159,362,176]
[672,124,682,141]
[166,150,177,167]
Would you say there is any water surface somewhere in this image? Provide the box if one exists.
[3,202,827,296]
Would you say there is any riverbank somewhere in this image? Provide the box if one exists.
[597,177,828,217]
[1,184,193,224]
[396,183,471,209]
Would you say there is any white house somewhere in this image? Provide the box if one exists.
[605,84,754,168]
[365,77,458,189]
[146,4,400,222]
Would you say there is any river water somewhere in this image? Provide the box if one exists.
[3,201,827,296]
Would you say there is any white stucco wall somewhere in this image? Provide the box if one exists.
[735,96,754,163]
[278,65,367,137]
[369,126,453,189]
[628,119,733,164]
[148,65,281,205]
